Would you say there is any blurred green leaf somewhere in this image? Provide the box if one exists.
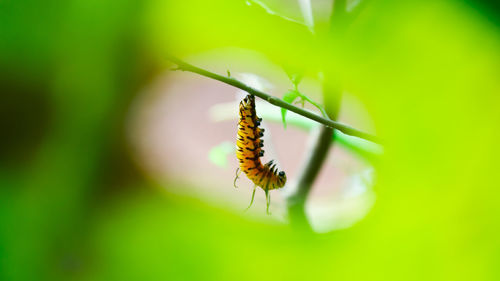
[208,141,234,168]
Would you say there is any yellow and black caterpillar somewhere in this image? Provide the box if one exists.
[235,94,286,213]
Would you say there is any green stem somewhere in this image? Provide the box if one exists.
[296,91,329,119]
[286,126,333,230]
[169,57,382,144]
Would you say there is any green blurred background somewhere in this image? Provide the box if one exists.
[1,0,499,280]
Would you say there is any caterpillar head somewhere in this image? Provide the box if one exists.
[277,171,287,187]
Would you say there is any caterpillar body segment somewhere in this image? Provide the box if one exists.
[235,94,286,213]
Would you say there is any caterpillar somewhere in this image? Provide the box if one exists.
[235,94,286,214]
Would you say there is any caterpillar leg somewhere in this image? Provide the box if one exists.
[244,185,257,212]
[265,189,271,215]
[233,168,241,188]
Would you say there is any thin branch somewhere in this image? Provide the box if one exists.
[168,57,382,144]
[286,126,333,230]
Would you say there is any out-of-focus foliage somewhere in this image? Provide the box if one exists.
[1,0,499,281]
[208,141,234,168]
